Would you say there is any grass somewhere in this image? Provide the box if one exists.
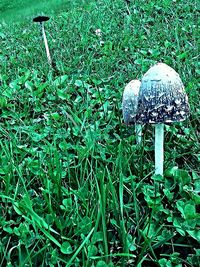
[0,0,200,266]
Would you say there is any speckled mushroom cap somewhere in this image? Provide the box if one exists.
[136,63,190,124]
[122,80,141,124]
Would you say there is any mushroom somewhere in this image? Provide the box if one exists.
[136,63,190,175]
[33,16,52,66]
[122,80,142,144]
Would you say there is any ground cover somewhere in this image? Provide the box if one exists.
[0,0,199,266]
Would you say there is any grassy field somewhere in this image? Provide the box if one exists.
[0,0,200,266]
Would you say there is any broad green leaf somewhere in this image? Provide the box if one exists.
[61,241,73,255]
[25,80,33,90]
[184,203,196,220]
[57,89,68,100]
[53,75,68,86]
[3,226,13,234]
[61,198,72,211]
[174,169,191,185]
[74,79,83,87]
[50,112,61,120]
[165,166,178,177]
[88,244,98,257]
[0,97,7,107]
[177,51,188,60]
[96,261,108,267]
[173,217,185,236]
[163,188,174,201]
[187,230,200,242]
[176,200,185,216]
[91,231,103,244]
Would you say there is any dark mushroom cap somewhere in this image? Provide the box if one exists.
[136,63,190,124]
[33,16,50,23]
[122,80,141,125]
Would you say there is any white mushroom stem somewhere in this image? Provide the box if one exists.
[41,23,52,65]
[155,123,164,176]
[135,124,142,144]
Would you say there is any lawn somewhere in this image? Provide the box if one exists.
[0,0,199,266]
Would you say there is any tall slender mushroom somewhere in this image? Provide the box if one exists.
[122,80,142,144]
[136,63,190,175]
[33,16,52,66]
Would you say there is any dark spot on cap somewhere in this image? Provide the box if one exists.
[33,16,50,23]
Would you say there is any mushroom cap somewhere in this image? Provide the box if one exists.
[33,16,50,23]
[122,80,141,124]
[136,63,190,124]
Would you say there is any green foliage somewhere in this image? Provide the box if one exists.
[0,0,199,266]
[0,0,72,23]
